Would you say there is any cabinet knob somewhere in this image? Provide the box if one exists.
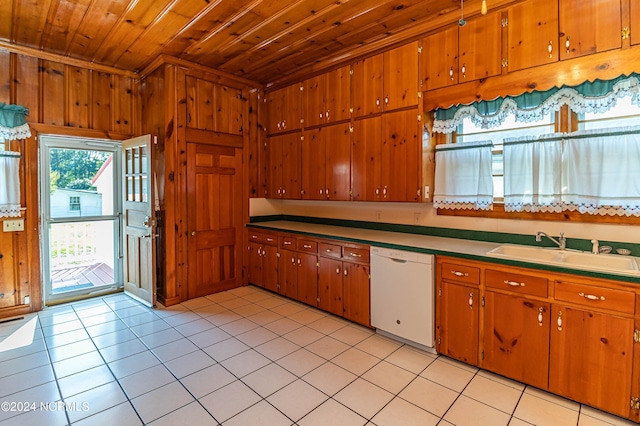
[319,189,324,195]
[468,292,474,309]
[547,40,553,58]
[449,66,454,80]
[376,97,380,107]
[565,36,571,54]
[538,307,544,327]
[326,110,329,120]
[384,95,389,105]
[461,63,467,79]
[319,112,323,119]
[282,119,287,129]
[557,311,563,331]
[191,231,196,236]
[336,267,340,274]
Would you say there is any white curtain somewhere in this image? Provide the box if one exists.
[503,134,563,212]
[434,141,494,210]
[562,126,640,216]
[0,152,21,218]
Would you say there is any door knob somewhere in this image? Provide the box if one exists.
[191,231,196,236]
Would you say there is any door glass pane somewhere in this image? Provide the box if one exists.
[141,146,148,173]
[49,148,113,218]
[126,149,133,174]
[49,220,116,294]
[141,176,148,203]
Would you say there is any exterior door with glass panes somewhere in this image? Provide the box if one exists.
[122,135,156,307]
[41,136,122,304]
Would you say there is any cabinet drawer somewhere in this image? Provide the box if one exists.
[486,269,548,298]
[319,242,342,259]
[440,262,480,285]
[262,233,278,246]
[279,236,297,250]
[248,231,262,243]
[343,247,369,264]
[298,239,318,253]
[554,281,635,315]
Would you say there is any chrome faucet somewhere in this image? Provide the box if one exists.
[536,231,566,250]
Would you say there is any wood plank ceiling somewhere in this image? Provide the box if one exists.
[0,0,521,86]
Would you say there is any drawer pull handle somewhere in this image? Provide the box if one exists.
[468,292,474,309]
[266,238,274,242]
[538,307,544,327]
[325,249,333,253]
[336,268,341,274]
[504,280,525,287]
[284,241,292,245]
[578,292,605,301]
[303,244,312,249]
[349,252,362,257]
[557,311,563,331]
[451,270,468,277]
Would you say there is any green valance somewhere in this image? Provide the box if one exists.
[433,73,640,133]
[0,103,31,141]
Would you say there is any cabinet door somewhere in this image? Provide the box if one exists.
[283,84,302,132]
[262,245,279,293]
[437,281,479,365]
[297,252,318,306]
[248,242,264,287]
[301,128,325,200]
[0,231,17,309]
[421,26,458,91]
[318,257,344,316]
[351,117,382,201]
[380,109,420,202]
[281,132,301,199]
[324,123,351,201]
[632,1,640,46]
[508,0,559,72]
[342,261,370,326]
[266,87,286,134]
[352,54,384,118]
[559,0,621,60]
[325,65,351,123]
[279,248,298,299]
[265,135,283,198]
[383,42,419,111]
[549,305,634,417]
[302,74,325,128]
[483,292,550,389]
[459,11,502,82]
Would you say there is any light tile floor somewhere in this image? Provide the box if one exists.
[0,285,636,426]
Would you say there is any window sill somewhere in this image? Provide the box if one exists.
[436,204,640,225]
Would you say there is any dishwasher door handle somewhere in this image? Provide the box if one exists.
[389,258,408,263]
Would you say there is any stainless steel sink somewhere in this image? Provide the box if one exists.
[486,244,640,276]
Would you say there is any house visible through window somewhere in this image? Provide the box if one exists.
[69,196,80,211]
[454,113,555,201]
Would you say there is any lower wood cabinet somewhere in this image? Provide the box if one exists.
[247,229,371,327]
[436,255,640,422]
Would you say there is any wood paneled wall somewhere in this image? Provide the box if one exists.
[0,48,138,316]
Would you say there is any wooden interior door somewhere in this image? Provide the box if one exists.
[483,292,550,389]
[122,135,156,307]
[549,304,634,417]
[187,143,242,298]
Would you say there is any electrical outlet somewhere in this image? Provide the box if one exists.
[3,219,24,232]
[375,211,382,221]
[424,185,430,199]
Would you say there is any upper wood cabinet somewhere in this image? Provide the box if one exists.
[265,132,301,199]
[559,0,622,60]
[632,1,640,46]
[265,84,302,135]
[422,12,502,91]
[352,42,419,117]
[185,76,243,134]
[507,0,559,72]
[351,109,421,202]
[301,123,351,201]
[302,66,350,128]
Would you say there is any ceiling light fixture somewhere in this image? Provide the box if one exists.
[481,0,488,15]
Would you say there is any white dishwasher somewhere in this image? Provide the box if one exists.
[370,246,435,350]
